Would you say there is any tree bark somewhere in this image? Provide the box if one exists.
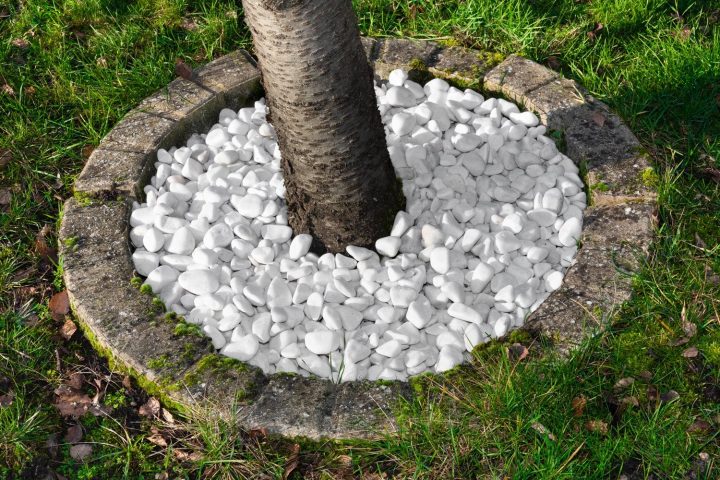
[241,0,403,253]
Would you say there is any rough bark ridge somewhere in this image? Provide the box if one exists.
[241,0,403,253]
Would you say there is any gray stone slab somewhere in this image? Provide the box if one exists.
[374,38,439,80]
[484,54,559,104]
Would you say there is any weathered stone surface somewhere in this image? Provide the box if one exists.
[59,199,212,387]
[484,54,559,104]
[563,106,655,204]
[374,38,439,80]
[428,46,491,88]
[63,42,657,440]
[74,149,151,200]
[193,50,262,112]
[526,202,655,351]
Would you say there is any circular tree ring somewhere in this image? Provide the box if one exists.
[60,39,656,440]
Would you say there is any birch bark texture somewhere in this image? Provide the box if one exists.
[241,0,403,253]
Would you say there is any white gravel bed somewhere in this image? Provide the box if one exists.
[130,69,585,382]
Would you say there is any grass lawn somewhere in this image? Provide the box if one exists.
[1,0,719,478]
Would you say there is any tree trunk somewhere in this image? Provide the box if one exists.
[241,0,403,253]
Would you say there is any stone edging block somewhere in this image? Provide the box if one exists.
[60,39,656,440]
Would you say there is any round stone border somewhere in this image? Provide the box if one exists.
[59,38,656,440]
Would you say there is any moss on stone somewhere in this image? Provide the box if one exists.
[174,319,203,338]
[70,307,190,416]
[62,236,79,249]
[147,354,172,370]
[139,283,153,295]
[640,166,659,188]
[72,190,94,206]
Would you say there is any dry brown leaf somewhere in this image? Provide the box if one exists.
[547,55,561,70]
[508,343,529,362]
[49,291,70,321]
[660,390,680,403]
[669,337,690,347]
[69,443,93,461]
[682,320,697,338]
[81,144,95,159]
[2,83,14,96]
[64,424,83,444]
[591,111,606,127]
[147,433,168,447]
[161,407,175,424]
[585,419,609,435]
[34,226,57,264]
[60,319,77,340]
[122,375,133,390]
[139,397,161,417]
[173,449,202,462]
[0,391,15,407]
[0,188,11,206]
[571,395,587,417]
[621,396,639,407]
[682,346,699,358]
[248,427,268,440]
[67,372,84,391]
[11,38,29,49]
[613,377,635,390]
[282,443,301,480]
[687,419,712,434]
[530,421,556,441]
[175,59,193,80]
[0,148,10,170]
[54,385,110,418]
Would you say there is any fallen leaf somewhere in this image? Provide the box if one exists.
[161,407,175,424]
[0,188,11,206]
[0,148,10,170]
[591,111,606,127]
[64,424,83,444]
[682,319,697,338]
[669,337,690,347]
[53,384,110,418]
[621,396,639,407]
[682,346,699,358]
[60,319,77,340]
[70,443,93,461]
[35,225,57,265]
[96,57,108,68]
[173,449,202,462]
[660,390,680,403]
[508,343,529,362]
[175,59,193,80]
[547,55,561,70]
[147,433,167,447]
[687,419,711,433]
[571,395,587,417]
[67,372,84,390]
[122,375,133,390]
[530,421,556,441]
[585,419,609,435]
[248,427,268,440]
[23,85,35,96]
[139,397,161,417]
[11,38,29,49]
[81,145,95,159]
[1,83,14,96]
[614,377,635,390]
[0,391,15,407]
[282,443,301,479]
[49,291,70,321]
[648,385,659,402]
[181,17,198,31]
[586,22,604,41]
